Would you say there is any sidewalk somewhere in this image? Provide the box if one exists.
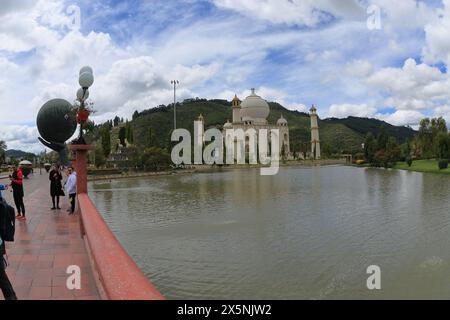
[1,173,100,300]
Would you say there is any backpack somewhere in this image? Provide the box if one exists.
[0,198,15,242]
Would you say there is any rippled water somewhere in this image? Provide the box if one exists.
[89,166,450,299]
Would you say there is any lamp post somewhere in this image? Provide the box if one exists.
[76,66,94,144]
[171,80,179,130]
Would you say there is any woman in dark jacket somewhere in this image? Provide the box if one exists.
[49,165,64,210]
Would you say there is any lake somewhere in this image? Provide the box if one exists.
[89,166,450,299]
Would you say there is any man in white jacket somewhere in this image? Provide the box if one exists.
[65,167,77,215]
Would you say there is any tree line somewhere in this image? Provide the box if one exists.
[363,117,450,170]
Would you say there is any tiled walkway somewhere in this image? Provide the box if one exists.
[1,173,100,300]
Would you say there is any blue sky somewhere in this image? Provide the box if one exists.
[1,0,450,153]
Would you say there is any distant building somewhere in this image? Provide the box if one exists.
[196,88,322,161]
[222,89,291,158]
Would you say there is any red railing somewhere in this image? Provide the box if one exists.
[78,193,165,300]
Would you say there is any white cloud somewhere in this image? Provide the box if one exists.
[371,0,438,31]
[433,105,450,124]
[213,0,365,27]
[367,58,450,110]
[423,0,450,66]
[345,60,373,78]
[327,103,377,118]
[0,125,42,154]
[376,110,425,127]
[0,0,448,154]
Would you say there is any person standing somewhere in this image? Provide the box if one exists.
[49,165,63,210]
[10,164,26,221]
[65,167,77,215]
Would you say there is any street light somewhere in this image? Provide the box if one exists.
[75,66,94,144]
[171,80,180,130]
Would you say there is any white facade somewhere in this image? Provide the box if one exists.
[198,90,322,162]
[224,89,290,157]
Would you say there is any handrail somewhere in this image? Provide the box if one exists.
[78,193,165,300]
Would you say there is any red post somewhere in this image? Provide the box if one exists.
[68,144,94,194]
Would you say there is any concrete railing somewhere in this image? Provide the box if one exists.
[78,193,165,300]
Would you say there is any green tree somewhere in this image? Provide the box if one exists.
[119,127,126,146]
[417,118,433,158]
[386,136,401,164]
[140,147,171,171]
[436,131,450,159]
[0,140,6,165]
[84,120,95,134]
[125,121,134,144]
[377,126,388,150]
[146,127,157,148]
[113,116,120,127]
[322,141,332,158]
[101,128,111,159]
[401,139,411,159]
[364,133,377,163]
[94,145,106,168]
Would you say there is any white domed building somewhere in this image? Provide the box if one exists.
[225,89,291,157]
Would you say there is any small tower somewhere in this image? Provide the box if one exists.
[277,114,290,156]
[197,113,205,136]
[232,94,241,124]
[310,105,321,160]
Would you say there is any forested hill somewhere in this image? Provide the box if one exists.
[323,117,416,144]
[100,99,417,155]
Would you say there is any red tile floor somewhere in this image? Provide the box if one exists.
[1,173,100,300]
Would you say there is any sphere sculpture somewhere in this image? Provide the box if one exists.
[37,98,77,165]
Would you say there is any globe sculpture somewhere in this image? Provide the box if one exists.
[37,98,77,165]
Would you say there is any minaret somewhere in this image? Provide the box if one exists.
[310,105,321,160]
[232,94,241,124]
[194,114,205,164]
[197,113,205,137]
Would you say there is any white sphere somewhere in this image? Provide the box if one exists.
[79,66,93,76]
[79,71,94,88]
[76,88,89,101]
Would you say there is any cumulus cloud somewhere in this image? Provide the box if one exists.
[0,0,449,154]
[213,0,365,27]
[345,60,373,78]
[423,0,450,66]
[327,103,377,119]
[367,58,450,110]
[0,125,42,153]
[376,110,425,127]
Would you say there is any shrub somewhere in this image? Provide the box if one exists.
[406,156,413,167]
[438,159,448,170]
[373,150,390,168]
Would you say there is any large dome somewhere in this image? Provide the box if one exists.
[240,89,270,124]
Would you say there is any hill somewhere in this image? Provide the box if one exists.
[5,149,36,159]
[89,99,417,155]
[323,117,415,144]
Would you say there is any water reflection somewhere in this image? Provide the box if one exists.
[89,166,450,299]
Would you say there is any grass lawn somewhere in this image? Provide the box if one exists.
[394,159,450,174]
